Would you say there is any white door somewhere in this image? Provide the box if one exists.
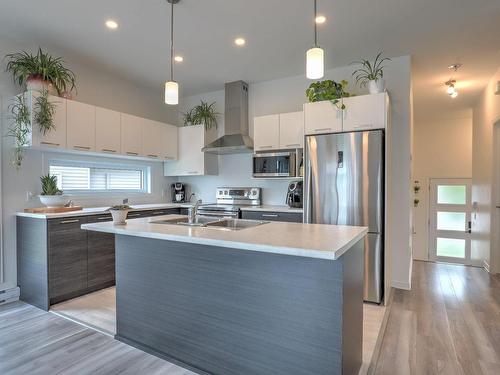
[95,107,121,154]
[304,101,343,135]
[342,93,386,131]
[67,100,96,151]
[279,111,304,149]
[254,114,280,151]
[429,178,472,264]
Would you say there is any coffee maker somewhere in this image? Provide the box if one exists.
[286,181,303,208]
[171,183,187,203]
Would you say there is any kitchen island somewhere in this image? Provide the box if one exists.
[82,215,367,375]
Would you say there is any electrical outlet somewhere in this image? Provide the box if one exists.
[25,191,34,202]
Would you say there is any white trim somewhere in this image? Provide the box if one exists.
[391,280,411,290]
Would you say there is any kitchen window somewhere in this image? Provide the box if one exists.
[48,161,151,194]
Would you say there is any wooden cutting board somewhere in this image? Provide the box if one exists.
[24,206,84,214]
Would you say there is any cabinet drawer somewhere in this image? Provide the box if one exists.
[48,216,87,231]
[241,211,303,223]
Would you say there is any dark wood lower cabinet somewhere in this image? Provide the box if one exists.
[48,217,88,303]
[18,207,181,310]
[241,210,303,223]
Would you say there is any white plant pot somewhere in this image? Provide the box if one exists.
[109,209,129,225]
[39,195,69,207]
[368,79,385,94]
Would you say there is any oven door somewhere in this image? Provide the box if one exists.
[253,152,297,177]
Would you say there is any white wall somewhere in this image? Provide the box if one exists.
[178,55,414,291]
[471,67,500,272]
[0,37,177,291]
[412,111,473,261]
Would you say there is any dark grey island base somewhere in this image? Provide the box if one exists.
[114,234,364,375]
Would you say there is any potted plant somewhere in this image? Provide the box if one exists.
[183,100,220,130]
[39,174,68,207]
[305,79,351,109]
[7,95,31,169]
[351,52,391,94]
[107,205,132,225]
[5,47,76,96]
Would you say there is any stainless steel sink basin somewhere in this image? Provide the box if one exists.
[150,216,218,227]
[205,219,269,230]
[150,216,268,230]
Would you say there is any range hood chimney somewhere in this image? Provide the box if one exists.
[202,81,253,154]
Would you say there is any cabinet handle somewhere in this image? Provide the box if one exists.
[314,128,332,132]
[41,141,60,147]
[188,171,199,174]
[259,145,274,149]
[285,143,301,147]
[353,124,373,129]
[102,148,117,153]
[97,216,112,220]
[261,214,279,218]
[59,219,80,224]
[128,213,141,217]
[164,156,174,160]
[126,151,139,156]
[74,145,91,150]
[147,154,159,158]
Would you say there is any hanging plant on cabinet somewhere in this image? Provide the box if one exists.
[7,95,31,169]
[305,79,351,109]
[182,101,220,130]
[34,90,57,135]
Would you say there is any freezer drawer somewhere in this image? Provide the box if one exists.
[364,233,383,303]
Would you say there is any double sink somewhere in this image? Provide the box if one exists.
[150,216,269,231]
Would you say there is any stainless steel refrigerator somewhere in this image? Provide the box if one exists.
[304,130,384,303]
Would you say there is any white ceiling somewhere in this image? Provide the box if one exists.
[0,0,499,119]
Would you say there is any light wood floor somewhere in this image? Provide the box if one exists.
[373,260,500,375]
[0,301,195,374]
[52,286,387,374]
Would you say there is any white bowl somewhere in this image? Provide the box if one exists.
[39,195,69,207]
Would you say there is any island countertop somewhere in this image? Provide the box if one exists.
[81,215,367,260]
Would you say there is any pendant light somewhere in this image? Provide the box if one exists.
[306,0,324,79]
[165,0,180,105]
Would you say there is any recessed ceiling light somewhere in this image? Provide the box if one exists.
[174,56,184,62]
[234,38,246,46]
[105,19,119,30]
[315,15,326,24]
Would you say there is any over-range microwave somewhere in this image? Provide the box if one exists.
[252,150,302,178]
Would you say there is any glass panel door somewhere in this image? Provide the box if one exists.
[429,178,472,264]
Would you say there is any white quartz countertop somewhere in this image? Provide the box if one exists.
[81,214,367,260]
[240,205,303,213]
[16,203,192,219]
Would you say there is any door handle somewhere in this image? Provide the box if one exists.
[466,221,471,234]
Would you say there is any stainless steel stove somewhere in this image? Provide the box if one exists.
[198,187,261,218]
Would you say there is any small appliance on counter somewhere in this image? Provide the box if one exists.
[286,181,303,208]
[171,183,187,203]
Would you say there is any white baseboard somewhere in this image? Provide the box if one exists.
[0,286,20,305]
[391,280,411,290]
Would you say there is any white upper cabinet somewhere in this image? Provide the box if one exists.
[342,93,388,131]
[304,100,343,135]
[162,124,178,160]
[164,124,217,176]
[254,114,280,151]
[120,113,143,157]
[67,100,96,152]
[279,111,304,149]
[29,92,67,149]
[142,119,164,160]
[95,107,121,155]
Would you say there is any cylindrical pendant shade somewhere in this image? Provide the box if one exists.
[164,81,179,105]
[306,47,324,80]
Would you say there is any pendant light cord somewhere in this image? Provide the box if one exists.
[314,0,318,47]
[170,0,174,81]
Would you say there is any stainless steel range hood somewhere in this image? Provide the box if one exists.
[202,81,253,154]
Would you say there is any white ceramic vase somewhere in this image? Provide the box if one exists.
[110,209,129,225]
[368,79,385,94]
[39,195,69,207]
